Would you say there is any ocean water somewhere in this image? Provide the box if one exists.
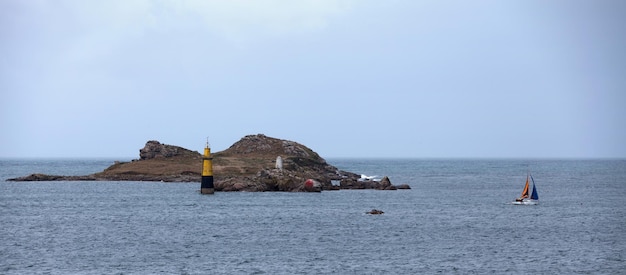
[1,158,625,274]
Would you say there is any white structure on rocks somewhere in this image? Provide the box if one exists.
[275,156,283,171]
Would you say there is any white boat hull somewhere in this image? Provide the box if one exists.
[512,199,538,205]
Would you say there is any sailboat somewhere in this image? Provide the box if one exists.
[512,173,539,205]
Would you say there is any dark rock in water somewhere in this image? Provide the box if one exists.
[8,173,64,181]
[7,173,97,181]
[379,176,392,190]
[338,175,407,190]
[396,184,411,189]
[366,209,384,215]
[340,178,364,189]
[7,134,411,192]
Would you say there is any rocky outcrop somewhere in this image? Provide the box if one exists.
[8,173,96,181]
[210,134,360,191]
[139,140,195,160]
[338,175,406,190]
[220,134,317,158]
[7,134,411,192]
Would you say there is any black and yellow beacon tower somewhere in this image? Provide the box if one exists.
[201,139,214,194]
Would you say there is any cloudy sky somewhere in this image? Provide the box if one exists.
[1,0,625,159]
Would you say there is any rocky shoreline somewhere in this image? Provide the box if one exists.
[8,134,411,192]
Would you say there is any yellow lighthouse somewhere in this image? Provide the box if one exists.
[201,140,214,194]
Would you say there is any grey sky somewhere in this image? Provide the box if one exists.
[1,0,625,158]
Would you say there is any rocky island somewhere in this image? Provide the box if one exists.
[8,134,410,192]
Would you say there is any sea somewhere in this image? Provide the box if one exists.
[1,158,625,274]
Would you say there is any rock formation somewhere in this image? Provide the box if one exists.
[139,140,190,159]
[366,209,385,215]
[7,134,410,192]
